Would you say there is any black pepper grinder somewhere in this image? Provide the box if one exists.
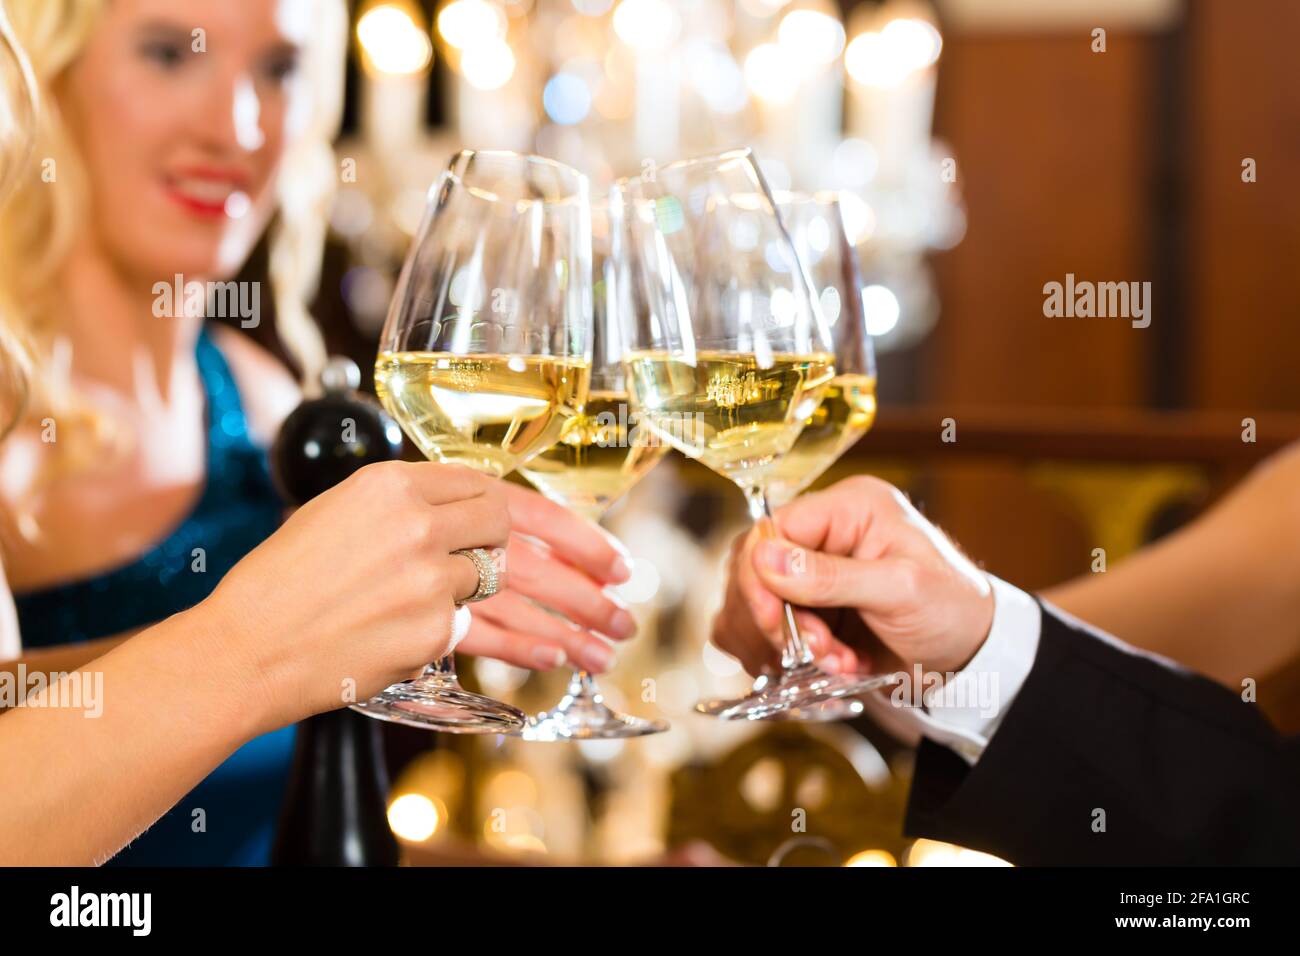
[269,357,405,867]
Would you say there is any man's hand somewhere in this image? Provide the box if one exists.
[460,484,637,674]
[712,476,995,678]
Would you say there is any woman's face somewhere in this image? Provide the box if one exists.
[59,0,316,283]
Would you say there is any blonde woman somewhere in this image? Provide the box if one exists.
[0,0,634,865]
[0,1,517,866]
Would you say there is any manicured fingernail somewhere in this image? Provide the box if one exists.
[586,641,616,673]
[602,532,634,582]
[530,646,567,670]
[609,608,637,639]
[756,540,793,575]
[448,605,472,654]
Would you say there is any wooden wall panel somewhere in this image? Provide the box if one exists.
[1187,0,1300,412]
[927,33,1155,409]
[923,32,1159,588]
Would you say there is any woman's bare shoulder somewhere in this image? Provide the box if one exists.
[206,326,302,448]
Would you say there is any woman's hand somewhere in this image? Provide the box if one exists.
[201,460,510,735]
[460,483,636,674]
[712,476,995,679]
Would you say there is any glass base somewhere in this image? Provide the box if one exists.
[696,665,900,722]
[352,673,526,734]
[768,696,869,722]
[516,673,669,741]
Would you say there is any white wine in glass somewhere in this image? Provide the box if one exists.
[616,150,895,721]
[353,150,593,734]
[519,391,667,521]
[698,191,887,721]
[516,201,671,740]
[766,373,877,507]
[374,352,587,477]
[622,350,836,487]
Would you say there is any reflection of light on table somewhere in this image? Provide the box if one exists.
[845,848,897,867]
[906,838,1011,867]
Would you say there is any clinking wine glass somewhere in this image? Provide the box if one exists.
[615,151,895,721]
[515,200,671,741]
[696,190,887,722]
[352,150,593,734]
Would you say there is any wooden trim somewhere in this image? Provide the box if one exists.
[850,407,1297,464]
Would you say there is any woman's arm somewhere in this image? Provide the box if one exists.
[1,634,135,698]
[1044,441,1300,686]
[0,460,511,866]
[0,601,262,865]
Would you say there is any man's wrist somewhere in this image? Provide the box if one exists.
[875,575,1042,766]
[925,586,997,676]
[921,575,1041,746]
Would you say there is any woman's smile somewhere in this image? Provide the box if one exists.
[161,166,253,221]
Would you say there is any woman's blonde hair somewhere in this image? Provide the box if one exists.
[0,0,348,444]
[0,0,37,440]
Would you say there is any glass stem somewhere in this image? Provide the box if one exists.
[744,485,814,670]
[424,656,457,680]
[569,669,598,697]
[575,510,616,695]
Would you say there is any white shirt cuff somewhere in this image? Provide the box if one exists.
[880,574,1042,765]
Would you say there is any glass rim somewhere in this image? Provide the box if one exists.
[771,189,843,209]
[436,148,591,207]
[612,147,756,188]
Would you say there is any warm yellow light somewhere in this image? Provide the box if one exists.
[386,793,441,842]
[906,838,961,866]
[744,43,797,104]
[845,18,941,89]
[500,833,548,854]
[613,0,678,52]
[845,849,897,867]
[954,848,1012,867]
[883,18,942,70]
[481,806,548,854]
[837,191,875,244]
[357,4,433,75]
[845,32,894,88]
[739,0,794,15]
[461,38,516,89]
[777,10,845,65]
[437,0,507,51]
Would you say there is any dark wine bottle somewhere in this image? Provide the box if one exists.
[269,357,406,866]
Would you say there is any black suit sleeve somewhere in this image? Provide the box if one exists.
[903,601,1300,865]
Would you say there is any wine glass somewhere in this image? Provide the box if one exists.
[615,151,894,721]
[697,190,884,722]
[515,200,671,741]
[352,150,593,733]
